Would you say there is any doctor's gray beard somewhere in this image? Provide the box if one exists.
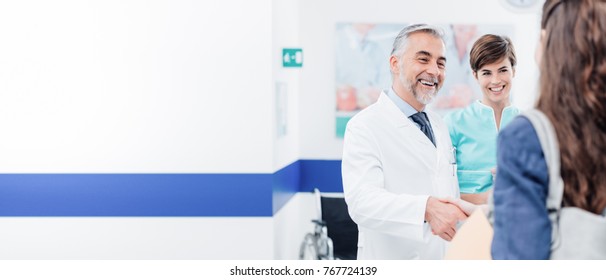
[399,72,437,105]
[412,87,436,105]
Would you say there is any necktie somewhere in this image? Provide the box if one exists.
[410,112,436,146]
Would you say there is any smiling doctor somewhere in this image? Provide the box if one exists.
[342,24,467,260]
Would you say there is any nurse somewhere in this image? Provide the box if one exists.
[444,34,520,204]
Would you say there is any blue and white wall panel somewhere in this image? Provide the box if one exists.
[0,0,274,259]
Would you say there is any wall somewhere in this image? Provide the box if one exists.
[0,217,273,259]
[274,192,316,260]
[271,0,305,259]
[0,0,274,173]
[0,0,275,259]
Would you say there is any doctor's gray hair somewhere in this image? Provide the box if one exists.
[390,24,445,58]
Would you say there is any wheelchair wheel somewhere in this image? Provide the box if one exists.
[299,233,319,260]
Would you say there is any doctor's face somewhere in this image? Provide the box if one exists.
[394,32,446,106]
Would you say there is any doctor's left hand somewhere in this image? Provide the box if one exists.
[424,197,468,241]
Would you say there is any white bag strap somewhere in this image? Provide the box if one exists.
[522,109,565,250]
[522,109,564,211]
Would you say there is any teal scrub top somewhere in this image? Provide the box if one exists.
[444,101,520,194]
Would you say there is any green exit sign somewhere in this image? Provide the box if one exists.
[282,48,303,68]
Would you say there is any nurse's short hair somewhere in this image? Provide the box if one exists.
[469,34,517,72]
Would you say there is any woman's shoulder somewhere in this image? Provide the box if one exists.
[497,114,549,194]
[501,115,535,137]
[499,115,543,153]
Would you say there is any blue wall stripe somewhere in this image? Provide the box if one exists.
[0,160,343,217]
[272,160,300,215]
[0,174,273,217]
[300,160,343,193]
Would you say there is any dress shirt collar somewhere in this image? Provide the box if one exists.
[386,87,420,118]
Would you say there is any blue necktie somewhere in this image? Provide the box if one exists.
[410,112,436,147]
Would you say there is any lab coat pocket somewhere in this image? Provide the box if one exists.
[435,146,459,197]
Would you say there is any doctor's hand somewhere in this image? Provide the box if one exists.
[425,197,468,241]
[440,197,489,217]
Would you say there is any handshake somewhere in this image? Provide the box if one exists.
[424,196,489,241]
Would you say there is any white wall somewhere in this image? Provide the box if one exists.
[0,0,274,174]
[298,0,542,159]
[272,0,305,259]
[274,193,316,259]
[272,0,301,171]
[0,217,273,260]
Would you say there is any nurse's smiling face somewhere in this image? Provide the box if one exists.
[473,57,514,108]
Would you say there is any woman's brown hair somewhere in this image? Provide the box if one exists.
[537,0,606,213]
[469,34,517,73]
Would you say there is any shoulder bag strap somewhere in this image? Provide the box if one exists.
[522,109,564,212]
[522,109,565,249]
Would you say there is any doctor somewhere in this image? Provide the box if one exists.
[342,24,466,260]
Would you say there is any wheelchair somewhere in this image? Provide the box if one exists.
[299,188,358,260]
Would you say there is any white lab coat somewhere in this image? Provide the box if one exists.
[342,92,460,259]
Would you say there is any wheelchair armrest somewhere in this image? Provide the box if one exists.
[311,219,326,226]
